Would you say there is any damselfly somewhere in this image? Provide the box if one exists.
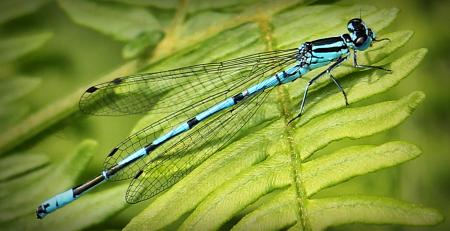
[36,18,390,219]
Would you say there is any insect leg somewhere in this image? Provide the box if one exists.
[353,50,391,72]
[289,56,346,124]
[327,70,349,106]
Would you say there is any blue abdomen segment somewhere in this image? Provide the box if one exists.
[196,98,235,121]
[118,147,147,166]
[148,71,301,150]
[152,123,190,146]
[36,174,107,219]
[247,76,279,94]
[36,189,75,219]
[280,66,307,84]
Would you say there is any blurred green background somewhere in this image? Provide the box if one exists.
[0,0,448,230]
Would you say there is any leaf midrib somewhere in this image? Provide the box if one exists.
[254,12,312,231]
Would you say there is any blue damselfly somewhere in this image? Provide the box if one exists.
[36,18,390,219]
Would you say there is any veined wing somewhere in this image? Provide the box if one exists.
[79,48,298,116]
[104,59,288,181]
[125,88,275,203]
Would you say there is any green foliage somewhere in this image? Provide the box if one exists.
[0,140,102,227]
[58,0,162,59]
[0,1,444,230]
[122,29,165,58]
[0,153,48,182]
[58,0,161,41]
[0,77,41,105]
[0,0,50,24]
[0,32,52,64]
[237,194,442,231]
[0,76,41,130]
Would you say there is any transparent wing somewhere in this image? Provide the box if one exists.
[125,88,274,203]
[79,48,298,115]
[104,57,292,181]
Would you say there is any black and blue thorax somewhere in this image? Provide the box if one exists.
[297,35,354,70]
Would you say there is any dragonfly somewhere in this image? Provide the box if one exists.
[36,18,390,219]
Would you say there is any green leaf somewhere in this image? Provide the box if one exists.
[0,140,96,224]
[294,91,425,160]
[123,121,282,231]
[186,0,262,13]
[302,141,421,196]
[231,141,426,230]
[160,93,425,230]
[0,0,50,24]
[180,11,234,37]
[0,140,130,231]
[4,184,129,231]
[0,153,48,182]
[233,191,443,231]
[0,76,41,105]
[307,196,444,230]
[114,0,267,13]
[111,0,178,10]
[0,32,52,63]
[0,105,29,130]
[122,30,165,59]
[58,0,161,41]
[0,76,41,130]
[0,166,50,199]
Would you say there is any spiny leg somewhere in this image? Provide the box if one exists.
[327,70,349,106]
[288,73,325,124]
[353,50,391,72]
[288,56,347,124]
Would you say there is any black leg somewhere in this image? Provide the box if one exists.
[327,71,349,106]
[353,50,392,72]
[288,79,316,124]
[288,56,346,124]
[373,37,391,42]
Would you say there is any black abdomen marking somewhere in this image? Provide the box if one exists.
[187,117,199,128]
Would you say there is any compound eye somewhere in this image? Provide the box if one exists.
[349,18,362,24]
[355,36,366,46]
